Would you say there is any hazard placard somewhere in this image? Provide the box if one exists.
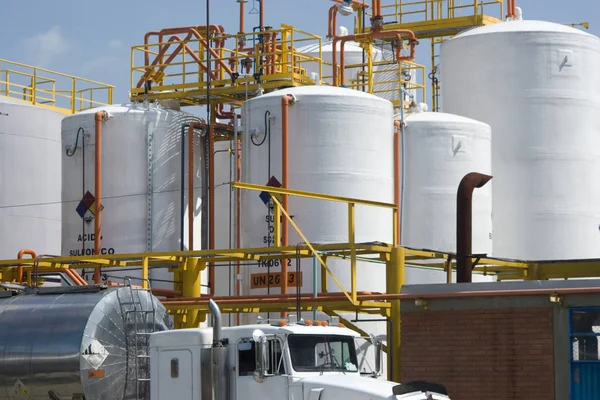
[250,272,303,289]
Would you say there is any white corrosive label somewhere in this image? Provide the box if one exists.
[81,338,109,370]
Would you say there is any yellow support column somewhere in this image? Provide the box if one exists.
[387,246,405,383]
[182,258,203,328]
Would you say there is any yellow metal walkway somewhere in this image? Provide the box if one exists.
[0,59,114,114]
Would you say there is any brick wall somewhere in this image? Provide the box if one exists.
[400,307,554,400]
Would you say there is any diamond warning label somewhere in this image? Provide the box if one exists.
[81,338,109,370]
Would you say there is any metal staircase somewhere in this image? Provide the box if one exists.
[118,278,157,400]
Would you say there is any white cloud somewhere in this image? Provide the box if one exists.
[80,55,122,76]
[22,26,69,68]
[108,39,123,49]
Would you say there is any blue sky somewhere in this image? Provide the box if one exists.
[1,0,597,104]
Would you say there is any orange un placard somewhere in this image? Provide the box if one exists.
[250,272,303,289]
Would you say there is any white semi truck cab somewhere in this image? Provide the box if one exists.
[149,300,450,400]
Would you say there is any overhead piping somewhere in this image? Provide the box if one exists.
[16,249,37,283]
[456,172,492,283]
[94,110,107,284]
[333,30,418,86]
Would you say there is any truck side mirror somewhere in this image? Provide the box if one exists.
[252,329,269,383]
[370,334,383,377]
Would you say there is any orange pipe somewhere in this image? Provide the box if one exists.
[394,121,401,244]
[239,0,245,33]
[94,111,106,284]
[280,95,294,312]
[328,6,338,39]
[144,25,225,66]
[209,122,216,295]
[16,249,36,283]
[162,285,600,307]
[65,269,87,286]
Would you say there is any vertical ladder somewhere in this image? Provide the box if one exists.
[118,278,157,400]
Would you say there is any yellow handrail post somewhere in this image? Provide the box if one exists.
[142,256,149,289]
[4,70,9,97]
[274,201,281,247]
[348,202,356,303]
[32,69,37,105]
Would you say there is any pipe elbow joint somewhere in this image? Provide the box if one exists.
[283,94,297,106]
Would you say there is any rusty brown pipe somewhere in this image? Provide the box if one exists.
[94,111,107,284]
[393,121,401,244]
[16,249,36,283]
[456,172,492,283]
[239,0,245,33]
[280,94,295,312]
[328,5,338,39]
[161,285,600,307]
[64,269,87,286]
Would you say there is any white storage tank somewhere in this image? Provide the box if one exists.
[402,111,494,282]
[0,98,62,259]
[241,85,393,299]
[440,20,600,260]
[61,103,205,290]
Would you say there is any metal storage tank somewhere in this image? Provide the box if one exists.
[0,98,62,259]
[440,20,600,260]
[0,285,172,400]
[297,28,417,104]
[61,103,205,289]
[402,111,494,283]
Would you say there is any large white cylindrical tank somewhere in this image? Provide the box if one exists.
[402,111,494,282]
[61,103,205,290]
[297,35,416,104]
[0,98,62,259]
[241,85,393,373]
[241,85,393,298]
[440,20,600,260]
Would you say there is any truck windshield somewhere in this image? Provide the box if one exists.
[288,334,358,372]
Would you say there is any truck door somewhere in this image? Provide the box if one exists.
[157,350,194,400]
[236,338,288,400]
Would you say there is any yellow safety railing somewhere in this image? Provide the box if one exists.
[375,0,503,24]
[233,182,398,305]
[130,25,324,105]
[0,59,114,115]
[345,59,426,108]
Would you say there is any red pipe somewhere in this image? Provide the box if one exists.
[393,121,401,244]
[16,249,36,283]
[94,111,107,284]
[456,172,492,283]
